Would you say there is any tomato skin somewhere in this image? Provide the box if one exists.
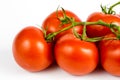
[42,10,83,40]
[54,33,98,75]
[12,26,53,72]
[116,14,120,17]
[86,12,120,37]
[99,34,120,76]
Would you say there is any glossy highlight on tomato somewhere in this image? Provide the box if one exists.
[12,26,53,72]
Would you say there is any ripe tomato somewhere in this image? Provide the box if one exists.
[99,34,120,76]
[42,10,83,40]
[12,26,53,72]
[54,33,98,75]
[86,12,120,37]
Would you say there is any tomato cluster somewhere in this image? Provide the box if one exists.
[12,2,120,76]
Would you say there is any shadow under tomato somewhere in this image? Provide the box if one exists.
[34,63,59,74]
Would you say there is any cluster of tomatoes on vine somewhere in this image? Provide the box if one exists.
[12,1,120,76]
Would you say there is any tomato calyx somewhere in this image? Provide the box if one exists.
[101,1,120,14]
[56,7,75,26]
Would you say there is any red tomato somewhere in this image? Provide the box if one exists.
[42,10,83,40]
[54,33,98,75]
[86,12,120,37]
[99,34,120,76]
[12,26,53,72]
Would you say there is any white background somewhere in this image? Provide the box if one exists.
[0,0,120,80]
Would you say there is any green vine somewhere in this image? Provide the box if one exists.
[45,20,120,42]
[101,1,120,14]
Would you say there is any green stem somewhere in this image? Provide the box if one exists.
[101,5,107,14]
[101,1,120,14]
[75,20,110,27]
[108,1,120,14]
[46,24,74,42]
[80,22,104,42]
[45,20,120,42]
[81,22,87,40]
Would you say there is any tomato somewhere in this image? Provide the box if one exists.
[116,14,119,17]
[12,26,53,72]
[117,14,120,17]
[86,12,120,37]
[99,34,120,76]
[42,10,83,40]
[54,33,98,75]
